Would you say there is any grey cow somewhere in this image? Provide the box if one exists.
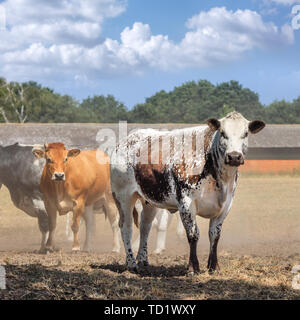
[0,143,48,252]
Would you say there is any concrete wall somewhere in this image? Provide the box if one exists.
[0,123,299,173]
[1,123,300,149]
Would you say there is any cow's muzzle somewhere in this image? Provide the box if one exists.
[53,172,65,181]
[225,152,244,167]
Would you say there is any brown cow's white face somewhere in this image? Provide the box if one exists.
[33,143,80,181]
[207,112,265,167]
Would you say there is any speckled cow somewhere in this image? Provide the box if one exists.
[110,112,265,274]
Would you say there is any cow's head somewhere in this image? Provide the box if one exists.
[206,111,265,167]
[32,142,80,181]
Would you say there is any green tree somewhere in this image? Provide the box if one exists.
[81,95,128,122]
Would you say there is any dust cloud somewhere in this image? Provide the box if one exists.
[0,174,300,257]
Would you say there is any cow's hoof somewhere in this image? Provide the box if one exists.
[39,247,61,254]
[187,265,201,276]
[153,248,165,255]
[72,247,81,253]
[187,269,202,277]
[129,267,139,273]
[127,263,139,273]
[38,248,47,254]
[208,268,220,275]
[137,260,149,267]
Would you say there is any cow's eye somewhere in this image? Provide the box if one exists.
[64,158,68,163]
[242,132,248,139]
[221,131,228,139]
[47,158,53,164]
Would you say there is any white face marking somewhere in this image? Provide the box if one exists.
[220,117,249,155]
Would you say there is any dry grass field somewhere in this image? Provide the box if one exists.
[0,174,300,300]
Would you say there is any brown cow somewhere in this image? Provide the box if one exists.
[33,142,119,253]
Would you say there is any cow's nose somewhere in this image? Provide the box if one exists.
[225,152,244,167]
[54,172,65,181]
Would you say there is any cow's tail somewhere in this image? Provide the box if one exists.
[133,207,139,229]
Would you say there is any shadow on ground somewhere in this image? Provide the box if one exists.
[1,257,300,300]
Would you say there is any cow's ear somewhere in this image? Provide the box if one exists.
[206,118,221,131]
[67,149,80,158]
[32,148,45,159]
[249,120,265,134]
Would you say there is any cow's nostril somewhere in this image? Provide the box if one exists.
[54,173,65,180]
[226,152,243,166]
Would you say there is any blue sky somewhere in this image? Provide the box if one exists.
[0,0,300,107]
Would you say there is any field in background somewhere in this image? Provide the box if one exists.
[0,174,300,299]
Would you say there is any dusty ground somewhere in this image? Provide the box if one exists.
[0,174,300,299]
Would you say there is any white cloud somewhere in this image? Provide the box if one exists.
[1,0,127,47]
[269,0,300,5]
[0,5,295,83]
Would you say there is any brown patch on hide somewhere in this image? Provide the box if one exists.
[134,163,171,203]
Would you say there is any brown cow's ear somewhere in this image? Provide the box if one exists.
[32,149,45,159]
[206,118,221,131]
[249,120,265,134]
[67,149,80,158]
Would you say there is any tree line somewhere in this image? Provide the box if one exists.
[0,77,299,124]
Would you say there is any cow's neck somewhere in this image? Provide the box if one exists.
[204,131,238,186]
[0,146,17,186]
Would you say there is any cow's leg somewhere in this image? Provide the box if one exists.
[132,202,143,253]
[176,212,185,240]
[104,192,121,253]
[179,197,200,275]
[112,192,137,271]
[65,212,73,241]
[37,213,49,253]
[207,211,229,273]
[82,205,95,252]
[71,197,85,251]
[137,205,157,266]
[44,201,58,253]
[153,209,171,254]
